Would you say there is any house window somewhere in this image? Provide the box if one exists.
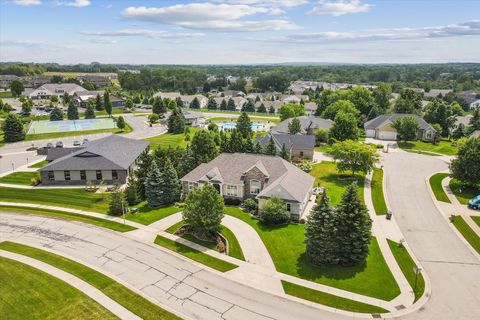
[48,171,54,181]
[226,185,238,196]
[112,170,118,180]
[300,151,304,157]
[96,170,102,180]
[286,203,291,212]
[250,180,261,195]
[80,170,86,180]
[64,171,71,181]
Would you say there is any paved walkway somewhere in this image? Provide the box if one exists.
[0,250,141,320]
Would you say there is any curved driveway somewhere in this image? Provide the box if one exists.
[382,151,480,320]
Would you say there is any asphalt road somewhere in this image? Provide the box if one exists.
[383,151,480,320]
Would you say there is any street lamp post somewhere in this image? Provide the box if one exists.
[413,265,422,293]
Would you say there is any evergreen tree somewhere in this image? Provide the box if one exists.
[168,108,186,134]
[452,123,466,140]
[116,116,126,131]
[109,184,126,216]
[470,109,480,131]
[144,161,164,208]
[85,103,96,119]
[177,145,198,178]
[236,112,252,138]
[288,117,301,134]
[254,140,263,154]
[2,113,25,142]
[219,131,230,153]
[176,96,184,108]
[229,129,245,152]
[67,101,79,120]
[305,191,339,265]
[242,99,255,112]
[153,97,166,115]
[279,143,290,160]
[49,106,64,121]
[95,94,104,111]
[125,175,140,206]
[264,137,277,156]
[207,97,218,110]
[227,98,236,111]
[257,103,267,113]
[220,99,227,110]
[269,105,275,114]
[135,152,153,200]
[335,183,372,265]
[255,95,261,102]
[157,161,181,206]
[190,97,200,109]
[245,136,254,153]
[191,130,218,165]
[104,91,112,117]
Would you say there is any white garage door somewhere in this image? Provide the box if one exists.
[378,131,397,140]
[366,129,376,138]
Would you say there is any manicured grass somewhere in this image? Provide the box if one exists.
[144,128,200,149]
[398,140,458,156]
[0,256,117,320]
[125,201,182,225]
[429,173,451,203]
[207,116,280,124]
[28,160,49,168]
[25,123,132,141]
[154,235,238,272]
[371,168,388,215]
[314,144,331,153]
[0,187,110,213]
[0,171,39,185]
[281,281,388,314]
[449,179,479,205]
[225,207,400,300]
[184,108,279,118]
[0,91,13,98]
[166,221,245,261]
[309,161,365,206]
[452,216,480,254]
[0,205,136,232]
[387,240,425,302]
[472,216,480,228]
[0,241,181,320]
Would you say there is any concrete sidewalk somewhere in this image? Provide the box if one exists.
[0,250,141,320]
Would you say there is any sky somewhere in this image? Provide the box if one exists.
[1,0,479,65]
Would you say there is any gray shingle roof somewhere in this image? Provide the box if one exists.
[272,116,333,134]
[257,133,315,151]
[46,147,84,161]
[364,114,434,131]
[40,135,149,172]
[181,153,314,203]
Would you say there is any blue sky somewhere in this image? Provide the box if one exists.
[1,0,479,64]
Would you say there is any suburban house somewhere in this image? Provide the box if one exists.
[304,102,318,116]
[272,116,334,135]
[365,114,436,141]
[40,135,149,186]
[423,89,453,99]
[256,133,315,159]
[22,83,86,100]
[280,95,309,104]
[181,153,315,221]
[457,90,480,109]
[77,75,112,87]
[73,90,104,107]
[110,95,126,108]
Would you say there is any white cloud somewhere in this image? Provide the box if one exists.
[308,0,372,16]
[65,0,90,7]
[217,0,308,8]
[82,29,204,39]
[88,38,117,44]
[13,0,41,6]
[1,39,46,47]
[122,3,299,32]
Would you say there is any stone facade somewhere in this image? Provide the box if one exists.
[242,167,268,200]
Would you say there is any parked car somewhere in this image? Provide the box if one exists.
[73,140,81,146]
[82,138,89,145]
[468,195,480,210]
[55,141,63,148]
[46,142,54,148]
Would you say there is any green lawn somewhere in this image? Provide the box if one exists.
[0,171,39,185]
[125,201,182,225]
[452,216,480,254]
[371,168,388,215]
[398,140,458,156]
[183,108,278,118]
[28,160,49,168]
[429,173,451,203]
[387,240,425,302]
[309,161,365,206]
[472,216,480,228]
[207,116,280,124]
[0,205,136,232]
[0,91,13,98]
[0,256,117,320]
[282,281,388,314]
[314,144,331,153]
[25,123,132,141]
[166,221,245,261]
[449,179,479,205]
[225,207,400,300]
[0,241,181,320]
[144,128,200,149]
[154,235,238,272]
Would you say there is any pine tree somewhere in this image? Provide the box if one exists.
[335,183,372,266]
[265,137,277,156]
[219,131,231,153]
[305,191,339,265]
[242,99,255,112]
[229,129,245,153]
[168,108,186,133]
[144,161,164,208]
[2,113,25,142]
[190,97,200,109]
[116,116,126,131]
[254,140,263,154]
[220,99,227,110]
[245,136,254,153]
[157,161,181,206]
[109,185,126,216]
[104,91,112,117]
[85,103,96,119]
[236,112,252,138]
[153,97,166,115]
[279,143,290,160]
[207,97,218,110]
[255,95,261,102]
[269,106,275,114]
[257,103,267,113]
[125,175,140,205]
[49,106,64,121]
[95,94,104,111]
[288,117,301,134]
[227,98,236,111]
[175,96,184,108]
[67,101,79,120]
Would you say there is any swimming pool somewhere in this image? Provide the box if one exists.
[219,122,265,131]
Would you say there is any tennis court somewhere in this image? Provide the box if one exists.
[28,118,117,134]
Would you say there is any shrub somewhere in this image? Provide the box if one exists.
[148,113,159,124]
[261,196,290,225]
[315,128,329,144]
[224,197,242,206]
[208,123,218,131]
[243,198,257,213]
[298,160,312,172]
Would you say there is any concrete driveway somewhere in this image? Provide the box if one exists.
[382,151,480,320]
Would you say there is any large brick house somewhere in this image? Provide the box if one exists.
[181,153,314,220]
